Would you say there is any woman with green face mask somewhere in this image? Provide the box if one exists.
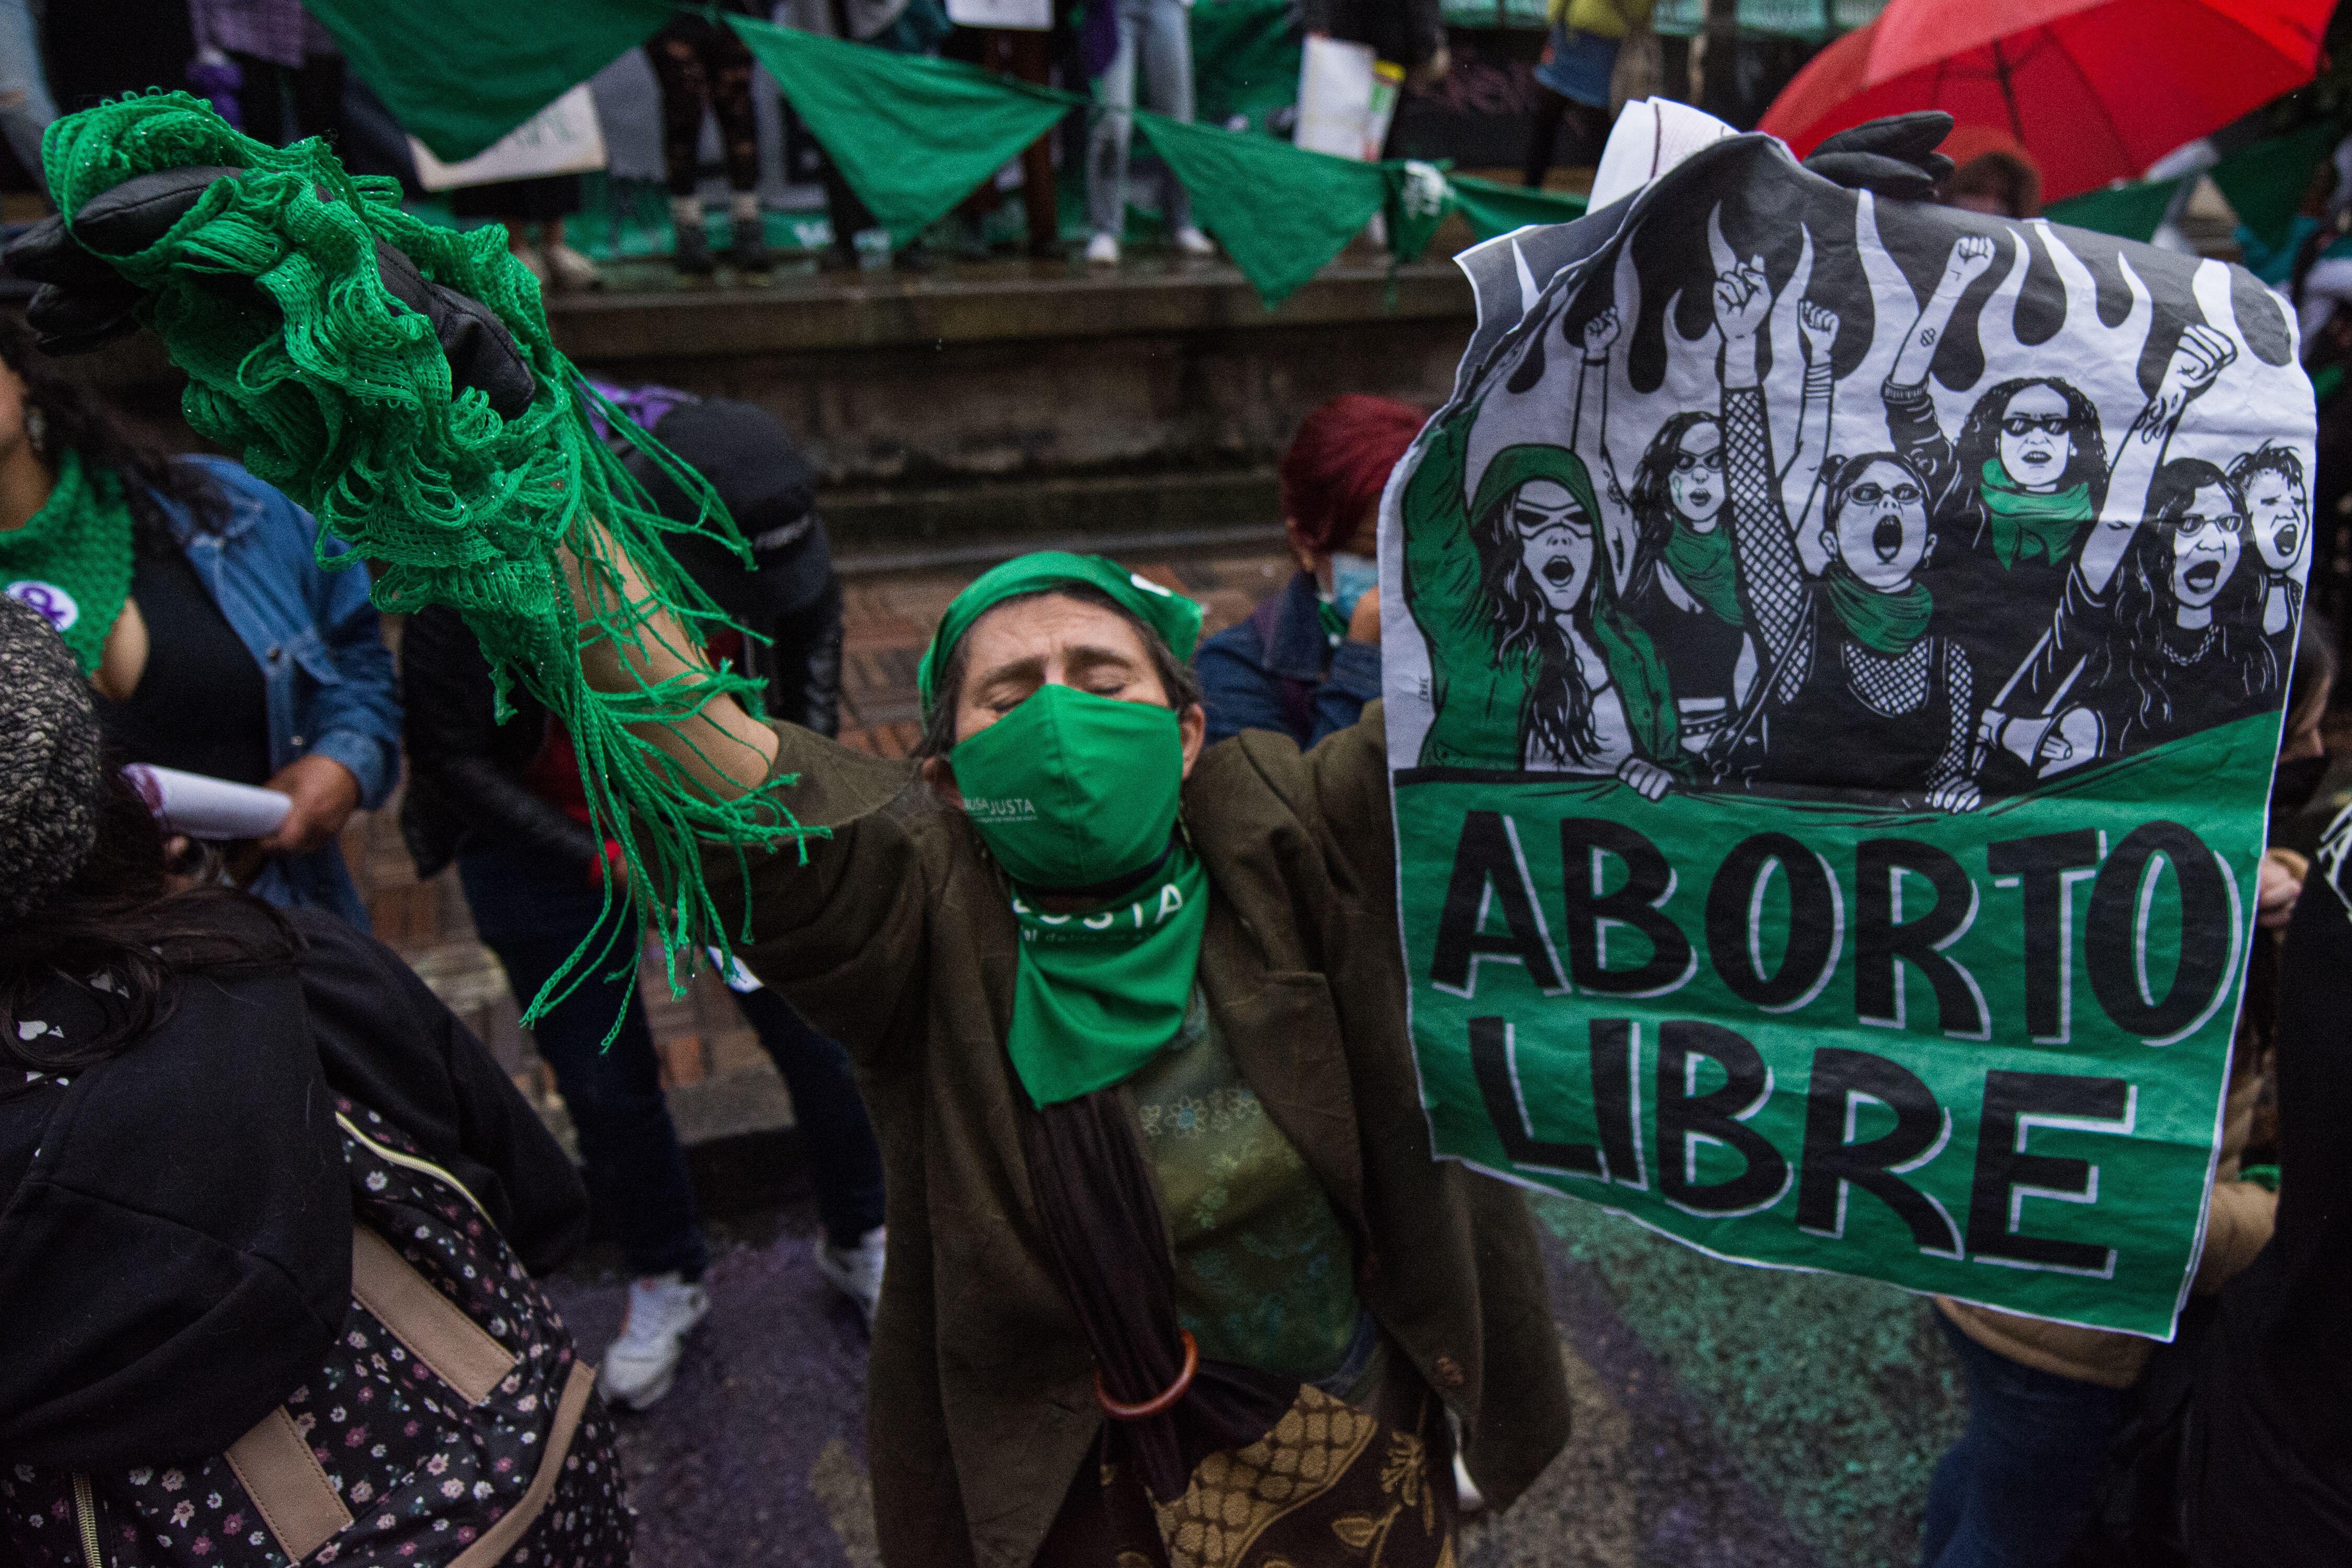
[14,145,1564,1567]
[576,547,1572,1568]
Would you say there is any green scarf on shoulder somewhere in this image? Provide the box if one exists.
[0,449,136,676]
[1978,458,2093,570]
[1468,443,1682,768]
[1820,562,1933,657]
[1661,518,1743,624]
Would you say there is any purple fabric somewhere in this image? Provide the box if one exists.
[581,378,701,442]
[190,0,339,68]
[1080,0,1120,80]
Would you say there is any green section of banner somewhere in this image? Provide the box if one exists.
[306,0,667,162]
[2043,177,2186,244]
[1451,174,1589,240]
[1395,711,2277,1338]
[1192,0,1305,135]
[730,15,1075,243]
[2210,119,2346,252]
[1136,113,1392,302]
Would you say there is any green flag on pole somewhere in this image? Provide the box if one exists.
[728,13,1075,243]
[1135,111,1389,304]
[305,0,668,162]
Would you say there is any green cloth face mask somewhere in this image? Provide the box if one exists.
[950,683,1187,890]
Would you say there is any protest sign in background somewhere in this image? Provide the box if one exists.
[1380,135,2315,1339]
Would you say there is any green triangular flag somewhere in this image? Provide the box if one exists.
[2210,120,2344,253]
[729,13,1077,243]
[1135,113,1389,305]
[2044,176,2185,244]
[1385,159,1457,264]
[1448,174,1587,243]
[307,0,670,162]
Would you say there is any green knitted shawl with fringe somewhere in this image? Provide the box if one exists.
[43,93,816,1024]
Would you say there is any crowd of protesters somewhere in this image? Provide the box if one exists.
[0,60,2349,1568]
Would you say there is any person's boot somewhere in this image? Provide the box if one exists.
[728,192,772,278]
[674,219,716,282]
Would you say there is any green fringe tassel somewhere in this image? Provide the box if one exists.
[44,92,822,1027]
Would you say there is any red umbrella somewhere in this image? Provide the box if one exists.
[1759,0,2337,203]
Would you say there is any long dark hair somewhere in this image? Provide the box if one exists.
[1470,485,1609,767]
[1624,410,1716,599]
[1955,376,2108,505]
[0,316,227,550]
[0,766,298,1071]
[2101,459,2275,742]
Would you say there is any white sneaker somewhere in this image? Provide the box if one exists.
[597,1273,710,1410]
[1085,232,1121,267]
[1172,224,1216,257]
[543,240,604,292]
[815,1226,886,1330]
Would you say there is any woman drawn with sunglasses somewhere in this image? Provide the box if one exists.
[1401,399,1683,796]
[2229,443,2310,659]
[1566,302,1837,779]
[1979,325,2253,775]
[1883,236,2111,665]
[1709,257,1983,811]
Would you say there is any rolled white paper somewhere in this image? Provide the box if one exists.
[123,763,293,840]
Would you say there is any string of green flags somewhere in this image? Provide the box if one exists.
[724,14,1586,305]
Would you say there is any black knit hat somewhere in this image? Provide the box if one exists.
[625,399,834,622]
[0,593,102,924]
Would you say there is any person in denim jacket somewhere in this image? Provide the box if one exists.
[0,320,397,928]
[1196,395,1421,747]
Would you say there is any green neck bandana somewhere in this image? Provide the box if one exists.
[1660,517,1742,625]
[1005,842,1211,1106]
[1978,459,2093,570]
[919,551,1204,720]
[1820,563,1934,656]
[0,450,136,676]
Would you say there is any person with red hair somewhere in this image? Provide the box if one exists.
[1197,394,1425,745]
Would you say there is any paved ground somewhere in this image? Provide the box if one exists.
[361,551,1967,1568]
[547,1192,1963,1568]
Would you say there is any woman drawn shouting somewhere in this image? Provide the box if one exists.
[1403,402,1682,797]
[1709,257,1984,811]
[1566,299,1837,780]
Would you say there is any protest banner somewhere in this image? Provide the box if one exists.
[1380,134,2315,1339]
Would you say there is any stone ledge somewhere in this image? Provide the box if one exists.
[547,257,1473,361]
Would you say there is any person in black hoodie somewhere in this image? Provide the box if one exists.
[400,397,889,1413]
[0,595,627,1566]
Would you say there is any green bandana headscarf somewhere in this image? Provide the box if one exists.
[1820,562,1934,656]
[1978,459,2094,570]
[1005,843,1210,1106]
[1660,518,1743,625]
[0,450,136,675]
[918,551,1205,720]
[1468,444,1682,766]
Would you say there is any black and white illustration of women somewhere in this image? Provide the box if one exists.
[1401,141,2312,807]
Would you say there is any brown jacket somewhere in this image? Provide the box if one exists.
[711,704,1573,1568]
[1937,1060,2279,1388]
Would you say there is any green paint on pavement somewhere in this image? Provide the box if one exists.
[1535,1194,1967,1568]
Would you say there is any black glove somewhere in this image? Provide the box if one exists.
[7,165,535,419]
[1803,111,1956,202]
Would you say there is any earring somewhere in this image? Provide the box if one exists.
[24,406,45,454]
